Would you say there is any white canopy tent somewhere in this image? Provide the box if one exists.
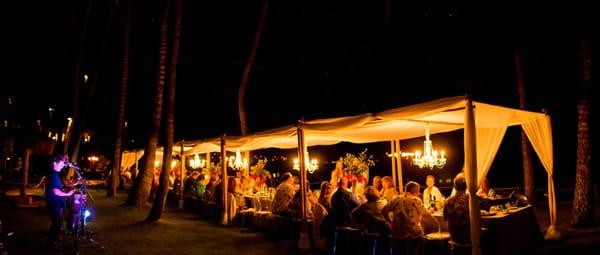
[177,96,559,250]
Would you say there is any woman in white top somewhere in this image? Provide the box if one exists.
[423,175,444,212]
[476,177,497,198]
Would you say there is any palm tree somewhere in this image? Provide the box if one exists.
[514,48,535,204]
[238,0,270,136]
[124,0,170,207]
[571,33,592,227]
[108,0,133,197]
[147,0,182,221]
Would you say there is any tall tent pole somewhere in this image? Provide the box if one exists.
[296,121,310,249]
[133,150,138,180]
[206,152,211,170]
[465,98,482,255]
[220,136,229,226]
[395,139,403,192]
[390,141,397,188]
[178,141,185,209]
[243,151,250,176]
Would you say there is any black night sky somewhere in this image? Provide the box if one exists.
[1,0,595,190]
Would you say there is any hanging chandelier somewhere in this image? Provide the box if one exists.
[189,154,206,169]
[411,125,446,169]
[228,150,248,170]
[293,150,318,174]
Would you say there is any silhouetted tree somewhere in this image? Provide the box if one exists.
[571,32,592,227]
[238,0,270,136]
[148,0,182,221]
[124,0,169,207]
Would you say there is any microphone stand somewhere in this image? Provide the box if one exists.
[67,163,102,254]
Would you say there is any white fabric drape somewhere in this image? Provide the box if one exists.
[520,113,559,240]
[475,126,509,186]
[120,150,144,170]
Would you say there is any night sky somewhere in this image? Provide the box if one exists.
[1,0,595,189]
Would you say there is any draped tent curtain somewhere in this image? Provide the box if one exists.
[520,113,559,240]
[120,150,144,170]
[474,126,509,186]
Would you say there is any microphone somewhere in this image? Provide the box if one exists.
[65,162,80,170]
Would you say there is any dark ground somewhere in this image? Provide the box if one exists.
[1,186,600,255]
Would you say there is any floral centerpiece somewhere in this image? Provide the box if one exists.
[339,149,375,183]
[250,159,271,188]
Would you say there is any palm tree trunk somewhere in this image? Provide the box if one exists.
[148,0,182,222]
[238,0,270,136]
[124,0,170,207]
[108,0,133,197]
[64,0,93,155]
[571,34,592,227]
[514,48,535,204]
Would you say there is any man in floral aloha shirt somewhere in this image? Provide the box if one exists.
[272,172,296,217]
[444,174,470,245]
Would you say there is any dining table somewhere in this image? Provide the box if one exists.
[422,204,543,255]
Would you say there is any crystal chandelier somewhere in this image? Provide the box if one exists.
[293,150,318,174]
[189,154,206,169]
[228,150,248,170]
[411,125,446,169]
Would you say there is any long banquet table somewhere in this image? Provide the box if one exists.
[422,205,543,255]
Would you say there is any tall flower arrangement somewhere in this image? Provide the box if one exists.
[250,158,271,186]
[339,149,375,183]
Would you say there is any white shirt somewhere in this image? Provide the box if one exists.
[423,186,444,210]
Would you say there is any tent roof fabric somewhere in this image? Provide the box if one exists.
[185,96,547,154]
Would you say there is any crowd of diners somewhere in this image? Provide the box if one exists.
[173,163,519,255]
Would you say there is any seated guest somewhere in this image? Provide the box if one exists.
[476,177,496,198]
[290,183,317,219]
[227,176,246,209]
[317,181,333,212]
[382,181,429,255]
[351,179,367,204]
[423,175,444,213]
[240,175,255,194]
[372,175,383,194]
[444,174,471,248]
[330,160,345,190]
[193,173,208,199]
[204,173,220,202]
[234,170,243,193]
[184,171,200,195]
[330,176,360,226]
[381,176,398,201]
[185,172,201,199]
[444,174,514,245]
[351,186,390,234]
[382,181,429,238]
[272,172,296,217]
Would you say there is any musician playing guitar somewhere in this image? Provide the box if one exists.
[45,154,74,251]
